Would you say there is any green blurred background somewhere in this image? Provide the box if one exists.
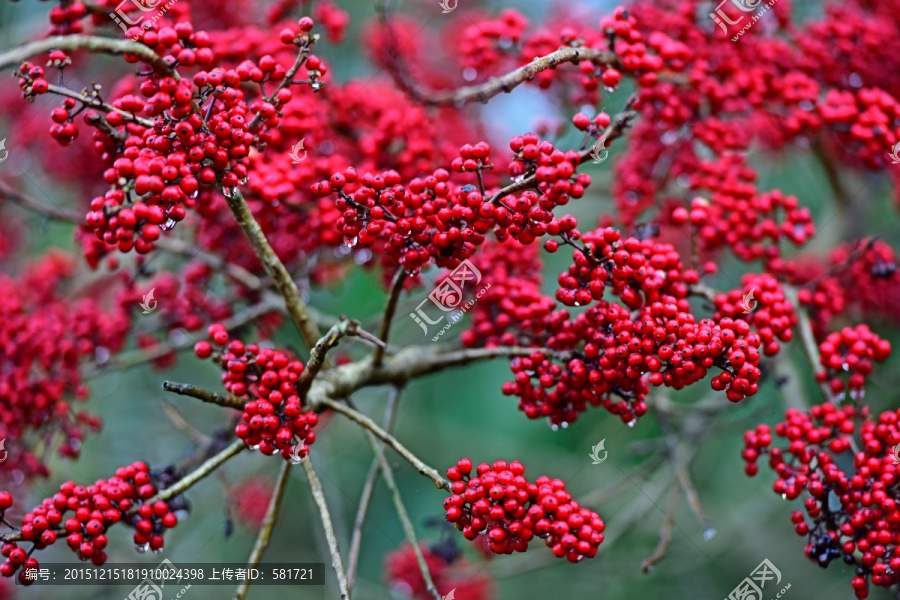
[2,0,900,599]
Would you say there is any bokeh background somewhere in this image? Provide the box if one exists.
[2,0,900,599]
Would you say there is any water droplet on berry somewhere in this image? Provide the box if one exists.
[781,493,787,500]
[222,187,233,199]
[135,543,150,553]
[161,218,176,231]
[604,86,616,93]
[311,81,321,91]
[248,444,260,450]
[626,418,638,428]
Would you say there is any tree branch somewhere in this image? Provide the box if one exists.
[315,397,449,491]
[232,460,292,600]
[0,35,177,79]
[355,398,441,599]
[223,186,322,350]
[373,269,407,367]
[0,179,82,223]
[488,98,638,206]
[347,387,399,590]
[302,460,350,599]
[162,380,246,410]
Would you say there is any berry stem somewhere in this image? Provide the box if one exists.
[232,460,292,600]
[0,35,178,80]
[301,459,351,600]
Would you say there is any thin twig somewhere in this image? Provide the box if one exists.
[0,179,82,222]
[784,285,834,403]
[159,399,211,446]
[0,35,177,78]
[376,0,619,108]
[316,397,449,491]
[162,380,246,410]
[356,400,441,600]
[347,387,400,590]
[373,269,408,367]
[223,187,322,351]
[488,98,638,206]
[640,484,679,573]
[302,460,351,599]
[232,460,292,600]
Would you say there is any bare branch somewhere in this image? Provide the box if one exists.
[302,460,350,599]
[316,397,449,491]
[224,186,322,351]
[0,35,177,79]
[373,269,408,367]
[232,460,292,600]
[162,380,246,410]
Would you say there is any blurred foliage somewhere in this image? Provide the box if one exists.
[2,0,900,599]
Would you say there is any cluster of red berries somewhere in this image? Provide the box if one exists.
[553,227,694,308]
[743,403,900,598]
[0,462,179,585]
[0,252,130,482]
[713,273,797,356]
[444,459,605,562]
[816,325,891,397]
[462,239,559,348]
[195,325,318,461]
[385,542,493,600]
[795,239,900,337]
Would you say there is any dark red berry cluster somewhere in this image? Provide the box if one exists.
[0,462,178,585]
[195,325,317,461]
[713,273,797,356]
[816,325,891,397]
[743,403,900,598]
[385,542,493,600]
[444,459,605,562]
[0,252,130,482]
